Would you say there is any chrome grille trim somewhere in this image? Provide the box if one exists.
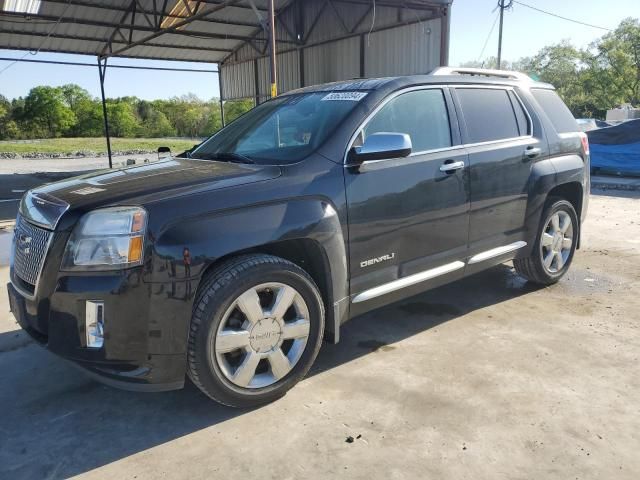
[12,214,53,290]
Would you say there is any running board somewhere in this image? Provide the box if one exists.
[352,261,465,304]
[467,241,527,264]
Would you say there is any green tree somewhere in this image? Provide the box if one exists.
[0,94,18,139]
[518,41,593,116]
[74,99,104,137]
[224,99,254,124]
[60,84,92,112]
[466,18,640,118]
[22,86,76,137]
[202,103,222,135]
[582,18,640,116]
[143,109,175,137]
[106,101,139,137]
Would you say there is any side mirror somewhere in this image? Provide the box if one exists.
[348,132,412,164]
[158,146,171,159]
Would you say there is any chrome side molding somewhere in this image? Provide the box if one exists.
[351,241,527,304]
[467,241,527,265]
[352,261,465,304]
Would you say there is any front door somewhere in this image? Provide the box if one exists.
[344,87,470,314]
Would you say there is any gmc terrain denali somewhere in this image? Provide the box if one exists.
[8,68,589,407]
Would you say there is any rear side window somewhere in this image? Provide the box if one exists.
[531,88,577,133]
[456,88,521,143]
[363,89,452,152]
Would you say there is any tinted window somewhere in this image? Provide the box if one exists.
[531,88,577,134]
[456,88,520,143]
[363,89,451,152]
[508,90,531,136]
[192,92,362,164]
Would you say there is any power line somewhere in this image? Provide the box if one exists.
[0,0,73,76]
[478,11,500,62]
[0,57,218,73]
[513,1,612,31]
[0,0,71,75]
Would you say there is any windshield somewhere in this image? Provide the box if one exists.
[190,92,365,164]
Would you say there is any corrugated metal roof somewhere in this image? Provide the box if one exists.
[0,0,451,63]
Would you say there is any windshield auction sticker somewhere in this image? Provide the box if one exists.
[321,92,368,101]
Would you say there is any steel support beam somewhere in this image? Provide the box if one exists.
[0,11,291,45]
[223,11,443,66]
[440,6,450,66]
[268,0,277,98]
[2,28,234,53]
[0,56,218,72]
[218,68,226,127]
[253,58,260,105]
[2,45,225,63]
[97,57,113,169]
[105,0,243,57]
[41,0,262,27]
[359,33,365,77]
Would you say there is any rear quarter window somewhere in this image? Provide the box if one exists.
[531,89,578,134]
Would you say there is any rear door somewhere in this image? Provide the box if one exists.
[345,87,470,313]
[452,86,544,262]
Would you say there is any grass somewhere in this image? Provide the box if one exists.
[0,137,199,155]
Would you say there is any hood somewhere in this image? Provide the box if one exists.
[21,158,281,229]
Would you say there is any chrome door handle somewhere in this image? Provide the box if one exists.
[439,160,465,172]
[525,146,542,159]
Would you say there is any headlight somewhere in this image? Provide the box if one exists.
[62,207,147,271]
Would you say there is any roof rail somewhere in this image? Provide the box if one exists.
[431,67,532,82]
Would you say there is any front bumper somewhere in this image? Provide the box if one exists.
[7,271,187,392]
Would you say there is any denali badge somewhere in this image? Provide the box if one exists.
[360,253,395,268]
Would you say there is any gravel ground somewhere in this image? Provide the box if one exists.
[0,153,158,174]
[0,190,638,480]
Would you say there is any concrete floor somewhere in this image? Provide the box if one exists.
[0,190,639,480]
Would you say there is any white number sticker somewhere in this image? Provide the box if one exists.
[321,92,368,102]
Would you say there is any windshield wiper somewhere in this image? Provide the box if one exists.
[192,152,255,164]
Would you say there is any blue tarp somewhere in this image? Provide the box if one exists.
[587,119,640,175]
[590,141,640,175]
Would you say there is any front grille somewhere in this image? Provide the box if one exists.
[12,214,53,288]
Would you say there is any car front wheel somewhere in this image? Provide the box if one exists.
[187,254,324,408]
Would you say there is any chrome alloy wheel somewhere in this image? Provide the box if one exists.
[540,210,573,273]
[211,282,311,389]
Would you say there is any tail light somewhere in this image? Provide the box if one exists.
[579,132,590,156]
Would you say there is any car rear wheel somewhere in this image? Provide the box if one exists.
[187,254,324,408]
[514,198,578,285]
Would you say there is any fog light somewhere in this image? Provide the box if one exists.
[85,300,104,348]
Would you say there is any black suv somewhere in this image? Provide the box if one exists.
[8,68,589,407]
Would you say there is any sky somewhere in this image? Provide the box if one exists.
[0,0,637,101]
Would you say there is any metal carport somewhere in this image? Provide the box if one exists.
[0,0,452,166]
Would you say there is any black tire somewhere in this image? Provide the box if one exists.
[187,254,325,408]
[514,197,579,285]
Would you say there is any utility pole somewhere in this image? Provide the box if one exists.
[497,0,512,69]
[497,0,504,69]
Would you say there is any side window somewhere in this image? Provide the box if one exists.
[456,88,520,143]
[531,88,578,134]
[508,90,531,136]
[362,89,452,152]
